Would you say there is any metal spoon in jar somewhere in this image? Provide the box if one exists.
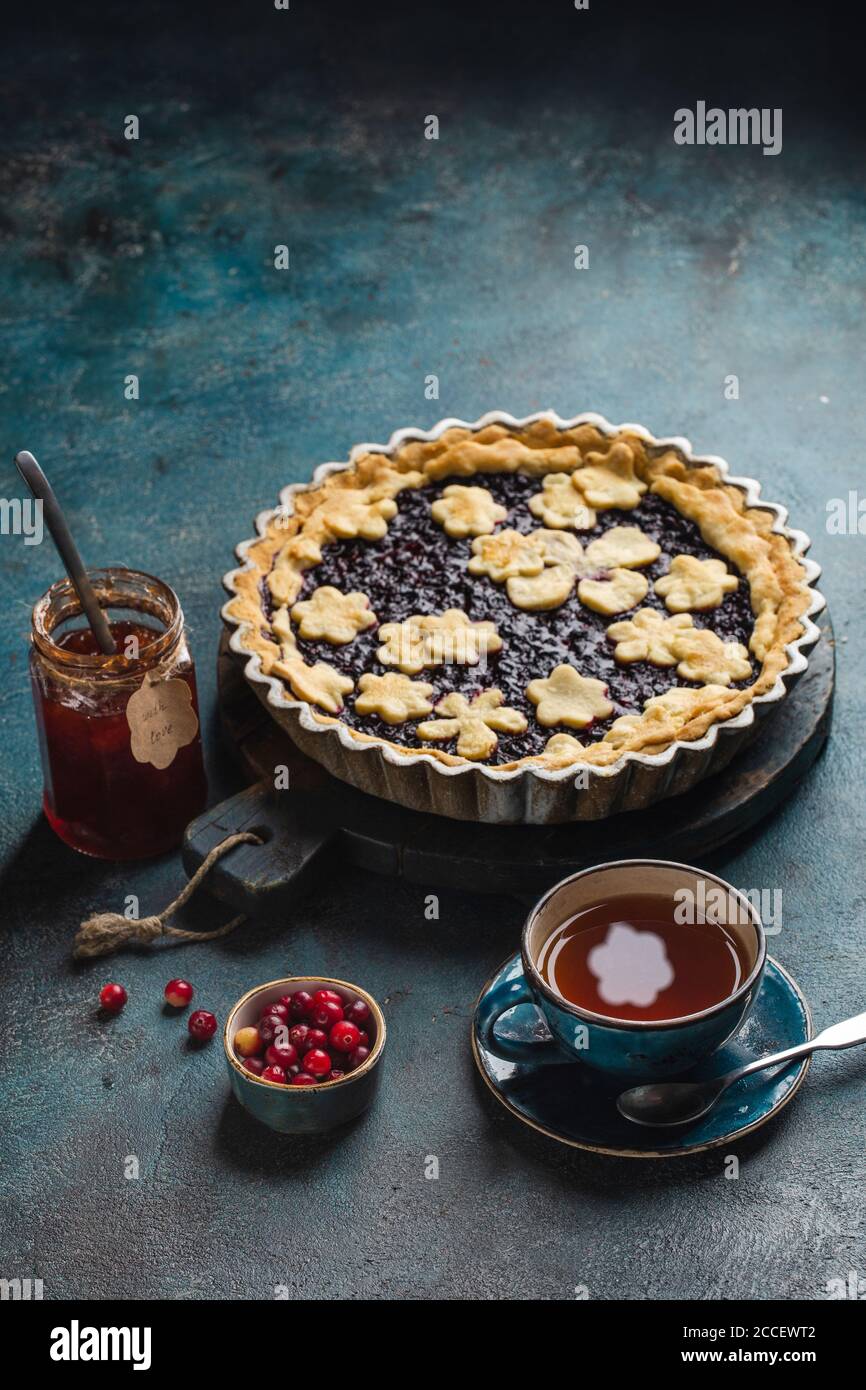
[617,1010,866,1128]
[14,449,116,654]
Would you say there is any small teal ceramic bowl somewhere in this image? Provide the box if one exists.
[224,976,386,1133]
[477,859,767,1080]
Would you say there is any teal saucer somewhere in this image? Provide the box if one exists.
[472,954,812,1158]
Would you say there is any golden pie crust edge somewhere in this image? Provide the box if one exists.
[223,417,819,774]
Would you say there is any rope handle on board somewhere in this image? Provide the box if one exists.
[73,831,263,960]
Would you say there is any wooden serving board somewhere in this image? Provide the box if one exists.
[182,616,835,911]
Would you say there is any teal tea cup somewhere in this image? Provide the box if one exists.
[477,860,766,1080]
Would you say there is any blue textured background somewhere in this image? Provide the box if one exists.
[1,2,864,1299]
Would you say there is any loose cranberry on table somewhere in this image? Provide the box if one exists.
[188,1009,217,1042]
[265,1040,298,1069]
[234,1026,263,1058]
[164,978,194,1009]
[329,1019,362,1054]
[262,1064,287,1084]
[99,982,127,1014]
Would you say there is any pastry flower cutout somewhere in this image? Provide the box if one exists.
[583,525,661,571]
[290,586,377,645]
[577,568,648,616]
[355,672,434,724]
[508,563,577,611]
[416,690,528,760]
[607,609,695,667]
[607,609,751,686]
[377,609,502,674]
[471,526,653,615]
[507,532,585,610]
[654,554,738,612]
[603,683,731,748]
[526,664,614,729]
[431,485,507,538]
[273,656,354,714]
[528,474,596,531]
[268,534,324,606]
[314,489,398,543]
[539,732,586,767]
[672,629,752,685]
[468,528,546,582]
[572,442,647,510]
[470,528,585,611]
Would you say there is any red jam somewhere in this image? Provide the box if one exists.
[30,571,207,859]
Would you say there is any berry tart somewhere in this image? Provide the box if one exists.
[223,412,824,823]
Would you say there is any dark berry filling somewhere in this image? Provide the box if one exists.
[266,473,757,763]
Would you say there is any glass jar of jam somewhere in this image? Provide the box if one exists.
[30,567,207,859]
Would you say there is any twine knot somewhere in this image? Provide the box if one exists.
[73,831,262,960]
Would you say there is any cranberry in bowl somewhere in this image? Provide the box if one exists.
[223,977,386,1134]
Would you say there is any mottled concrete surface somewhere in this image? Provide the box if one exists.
[1,3,864,1299]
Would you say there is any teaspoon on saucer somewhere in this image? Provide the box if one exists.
[617,1009,866,1128]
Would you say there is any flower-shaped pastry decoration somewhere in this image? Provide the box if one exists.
[506,531,585,610]
[577,568,648,616]
[507,563,577,611]
[528,474,596,531]
[416,690,528,760]
[654,554,738,612]
[469,528,584,611]
[647,685,729,715]
[572,442,647,510]
[289,586,377,645]
[537,531,585,566]
[672,629,752,685]
[583,525,661,571]
[468,528,546,582]
[607,609,696,666]
[603,683,732,747]
[313,488,398,543]
[526,664,614,729]
[600,712,643,749]
[377,609,502,675]
[355,672,434,725]
[268,534,324,606]
[607,609,752,686]
[273,656,354,714]
[540,732,586,766]
[431,485,507,538]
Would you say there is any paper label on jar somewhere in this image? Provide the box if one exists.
[126,672,199,770]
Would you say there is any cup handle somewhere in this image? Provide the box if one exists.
[476,967,564,1065]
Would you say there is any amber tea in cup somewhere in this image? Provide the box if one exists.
[536,891,753,1023]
